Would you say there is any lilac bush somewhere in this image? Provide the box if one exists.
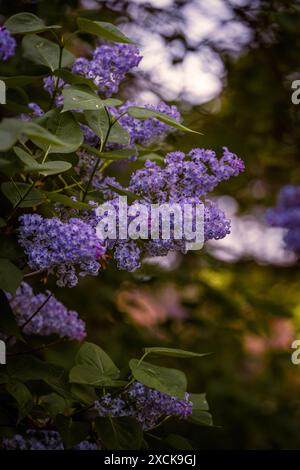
[266,185,300,253]
[0,11,239,451]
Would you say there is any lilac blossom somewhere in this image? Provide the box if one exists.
[6,282,86,340]
[95,381,193,430]
[72,43,142,97]
[109,101,181,145]
[20,102,44,121]
[43,76,65,107]
[1,430,98,450]
[18,214,105,287]
[129,148,245,203]
[266,185,300,252]
[0,26,16,61]
[95,147,244,271]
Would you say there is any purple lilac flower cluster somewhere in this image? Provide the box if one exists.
[1,430,98,450]
[0,26,16,61]
[94,381,193,430]
[97,148,244,271]
[6,282,86,340]
[266,185,300,252]
[109,101,181,145]
[18,214,105,287]
[129,148,245,203]
[43,76,65,107]
[72,43,142,97]
[20,102,44,121]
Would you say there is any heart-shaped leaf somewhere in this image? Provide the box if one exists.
[77,18,134,44]
[34,110,83,154]
[95,417,142,450]
[5,12,61,34]
[22,34,74,71]
[129,359,187,398]
[84,109,130,145]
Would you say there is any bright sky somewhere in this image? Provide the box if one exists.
[82,0,252,103]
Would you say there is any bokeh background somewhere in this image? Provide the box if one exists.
[1,0,300,449]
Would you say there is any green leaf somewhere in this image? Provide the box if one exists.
[0,75,46,88]
[84,109,130,145]
[1,182,46,208]
[101,148,137,160]
[138,153,164,163]
[39,393,69,418]
[22,34,74,71]
[0,119,23,151]
[0,118,69,152]
[189,393,213,427]
[5,13,61,34]
[95,417,142,450]
[6,381,33,423]
[127,106,202,134]
[69,342,120,387]
[0,218,6,228]
[129,359,187,398]
[7,356,72,398]
[62,85,121,112]
[189,410,213,427]
[77,18,134,44]
[76,342,120,378]
[143,347,210,359]
[14,147,72,175]
[37,161,72,176]
[56,414,89,449]
[0,234,23,261]
[25,122,70,149]
[165,434,193,450]
[70,384,98,406]
[44,192,91,210]
[108,120,130,145]
[54,69,98,91]
[82,144,136,161]
[190,393,209,411]
[0,154,24,177]
[69,364,124,387]
[35,110,83,154]
[0,259,23,294]
[0,289,22,339]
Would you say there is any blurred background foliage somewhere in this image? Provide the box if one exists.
[1,0,300,449]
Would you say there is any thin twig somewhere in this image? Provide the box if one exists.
[82,108,113,202]
[23,270,45,278]
[20,292,53,332]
